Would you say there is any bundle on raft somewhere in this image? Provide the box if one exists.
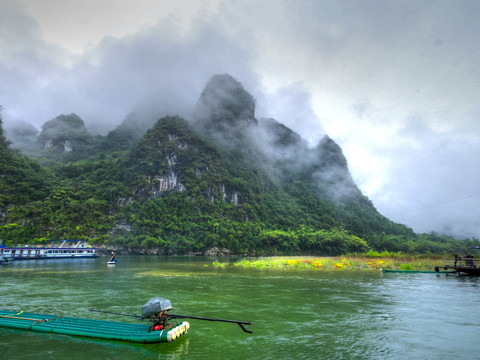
[0,309,189,343]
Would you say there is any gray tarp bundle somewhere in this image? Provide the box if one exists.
[141,297,172,318]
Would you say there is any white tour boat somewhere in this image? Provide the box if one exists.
[0,240,98,261]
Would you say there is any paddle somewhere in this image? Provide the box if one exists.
[88,308,253,333]
[167,313,253,333]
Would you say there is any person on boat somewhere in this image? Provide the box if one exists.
[158,310,168,327]
[109,252,116,262]
[462,252,475,267]
[149,310,169,332]
[453,253,459,266]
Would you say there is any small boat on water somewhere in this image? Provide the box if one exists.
[381,269,456,274]
[107,251,117,265]
[0,240,98,261]
[0,309,189,343]
[0,297,251,343]
[435,247,480,275]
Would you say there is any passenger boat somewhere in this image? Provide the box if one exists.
[435,247,480,275]
[0,310,189,343]
[0,240,98,261]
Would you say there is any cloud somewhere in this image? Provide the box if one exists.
[255,82,325,146]
[374,121,480,238]
[1,0,480,238]
[1,0,260,134]
[0,0,73,125]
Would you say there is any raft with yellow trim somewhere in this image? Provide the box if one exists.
[0,310,189,343]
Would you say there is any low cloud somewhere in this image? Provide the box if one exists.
[1,0,259,135]
[1,0,480,238]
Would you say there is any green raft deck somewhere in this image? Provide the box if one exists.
[0,310,189,343]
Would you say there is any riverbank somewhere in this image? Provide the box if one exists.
[211,253,453,271]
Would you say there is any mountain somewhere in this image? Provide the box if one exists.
[1,75,473,254]
[35,113,103,160]
[194,74,257,132]
[0,112,53,221]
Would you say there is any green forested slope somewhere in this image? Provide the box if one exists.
[1,77,477,254]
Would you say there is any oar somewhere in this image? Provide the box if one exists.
[167,313,253,333]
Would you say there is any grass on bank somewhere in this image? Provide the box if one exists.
[211,251,454,271]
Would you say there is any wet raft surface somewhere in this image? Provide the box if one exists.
[0,310,189,343]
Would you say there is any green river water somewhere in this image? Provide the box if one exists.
[0,256,479,359]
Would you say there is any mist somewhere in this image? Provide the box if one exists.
[1,0,480,238]
[1,0,261,136]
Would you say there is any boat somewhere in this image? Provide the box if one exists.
[434,248,480,275]
[0,240,98,261]
[0,297,251,343]
[107,251,117,265]
[0,309,189,343]
[382,269,456,274]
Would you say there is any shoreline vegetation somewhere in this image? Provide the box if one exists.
[211,251,457,271]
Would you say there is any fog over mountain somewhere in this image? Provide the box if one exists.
[1,0,480,238]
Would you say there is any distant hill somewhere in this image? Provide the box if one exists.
[0,112,53,220]
[1,76,475,254]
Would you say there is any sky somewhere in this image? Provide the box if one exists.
[1,0,480,238]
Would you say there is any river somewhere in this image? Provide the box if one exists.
[0,256,479,359]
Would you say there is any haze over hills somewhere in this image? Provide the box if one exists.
[1,74,475,254]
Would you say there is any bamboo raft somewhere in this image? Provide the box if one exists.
[0,310,189,343]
